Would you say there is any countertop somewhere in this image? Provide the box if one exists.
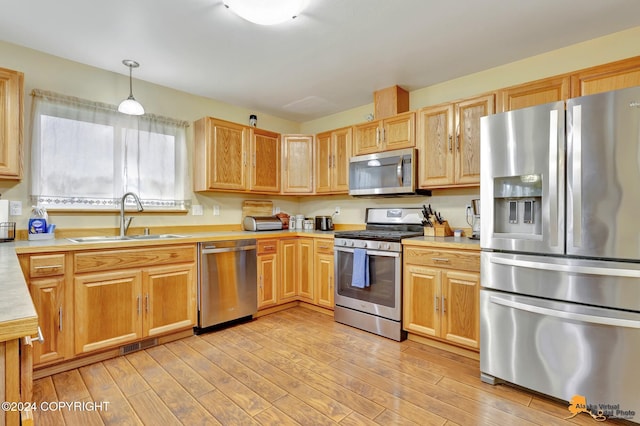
[1,229,479,342]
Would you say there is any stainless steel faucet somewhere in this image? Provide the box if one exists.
[120,192,144,237]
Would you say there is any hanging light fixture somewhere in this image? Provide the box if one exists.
[224,0,309,26]
[118,59,145,115]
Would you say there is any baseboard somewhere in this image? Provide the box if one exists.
[406,333,480,360]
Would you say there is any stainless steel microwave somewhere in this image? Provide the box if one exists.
[348,148,431,197]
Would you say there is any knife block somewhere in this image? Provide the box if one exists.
[424,220,453,237]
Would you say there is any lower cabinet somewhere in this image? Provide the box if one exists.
[257,239,279,310]
[73,244,197,355]
[30,276,66,365]
[314,239,334,309]
[403,246,480,350]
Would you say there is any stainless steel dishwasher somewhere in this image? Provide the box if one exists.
[196,239,257,333]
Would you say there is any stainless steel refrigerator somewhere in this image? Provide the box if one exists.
[480,86,640,422]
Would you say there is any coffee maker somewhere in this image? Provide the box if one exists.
[466,199,481,239]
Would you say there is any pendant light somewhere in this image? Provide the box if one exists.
[224,0,308,26]
[118,60,145,115]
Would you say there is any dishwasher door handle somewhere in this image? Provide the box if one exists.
[201,245,257,254]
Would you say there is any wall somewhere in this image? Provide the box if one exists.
[2,25,640,234]
[298,26,640,228]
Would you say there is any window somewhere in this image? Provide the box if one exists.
[30,90,190,210]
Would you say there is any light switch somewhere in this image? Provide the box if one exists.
[9,201,22,216]
[191,205,204,216]
[213,205,220,216]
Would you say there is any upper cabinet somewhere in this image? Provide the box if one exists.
[0,67,24,180]
[418,94,494,188]
[496,75,570,113]
[249,128,280,193]
[194,117,280,194]
[194,117,249,192]
[315,126,351,194]
[282,134,314,194]
[570,56,640,97]
[353,111,415,156]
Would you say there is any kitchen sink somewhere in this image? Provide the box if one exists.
[67,234,186,243]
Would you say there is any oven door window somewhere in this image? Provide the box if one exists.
[336,249,398,308]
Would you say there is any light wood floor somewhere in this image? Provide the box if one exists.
[32,306,626,425]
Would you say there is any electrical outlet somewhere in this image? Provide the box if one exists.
[213,205,220,216]
[191,205,203,216]
[274,206,281,214]
[9,201,22,216]
[334,206,340,216]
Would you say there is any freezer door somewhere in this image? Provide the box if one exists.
[481,251,640,311]
[481,289,640,423]
[480,101,565,254]
[567,86,640,260]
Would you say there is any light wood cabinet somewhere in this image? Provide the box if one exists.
[0,67,23,180]
[20,253,70,367]
[297,239,315,302]
[497,75,570,112]
[418,94,494,188]
[250,128,280,193]
[315,127,351,193]
[257,239,278,310]
[194,117,249,191]
[2,337,33,425]
[73,245,196,354]
[282,134,314,193]
[353,111,415,156]
[570,56,640,97]
[403,246,480,350]
[314,240,334,309]
[75,269,143,354]
[279,239,299,303]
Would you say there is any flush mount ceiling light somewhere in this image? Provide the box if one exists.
[118,59,145,116]
[224,0,309,25]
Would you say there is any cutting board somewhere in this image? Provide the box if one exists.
[242,200,273,223]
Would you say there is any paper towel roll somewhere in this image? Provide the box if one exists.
[0,200,9,239]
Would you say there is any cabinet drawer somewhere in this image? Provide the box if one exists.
[74,244,196,274]
[314,239,334,255]
[257,239,278,255]
[29,254,66,278]
[404,247,479,272]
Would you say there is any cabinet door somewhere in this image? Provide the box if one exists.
[403,264,440,337]
[250,128,280,192]
[332,127,352,192]
[353,121,380,156]
[143,263,196,337]
[497,76,570,112]
[455,94,494,185]
[382,111,415,151]
[315,132,332,193]
[570,56,640,97]
[315,252,334,309]
[30,277,65,365]
[0,68,23,179]
[282,134,314,193]
[279,239,298,303]
[257,254,278,309]
[418,104,455,187]
[74,270,143,354]
[208,119,249,191]
[441,270,480,349]
[297,238,315,302]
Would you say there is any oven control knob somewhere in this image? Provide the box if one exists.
[348,241,355,247]
[359,241,367,248]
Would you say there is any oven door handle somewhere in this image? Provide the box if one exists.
[334,247,400,258]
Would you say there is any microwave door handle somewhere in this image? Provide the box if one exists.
[397,157,404,186]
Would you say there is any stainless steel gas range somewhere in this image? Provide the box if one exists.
[333,207,424,341]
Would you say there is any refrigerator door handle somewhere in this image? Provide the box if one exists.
[489,294,640,329]
[490,255,640,278]
[548,109,559,247]
[571,104,583,248]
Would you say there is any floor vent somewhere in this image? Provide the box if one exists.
[120,338,158,355]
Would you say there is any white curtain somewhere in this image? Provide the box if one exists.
[30,90,191,210]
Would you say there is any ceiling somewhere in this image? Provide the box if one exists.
[2,0,640,122]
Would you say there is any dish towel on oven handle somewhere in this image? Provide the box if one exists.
[351,248,370,288]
